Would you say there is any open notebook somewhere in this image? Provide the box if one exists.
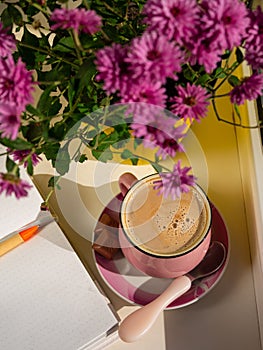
[0,151,119,350]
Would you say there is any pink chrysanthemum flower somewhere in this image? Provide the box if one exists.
[188,28,224,72]
[10,149,42,167]
[125,32,183,84]
[130,105,187,159]
[230,74,263,105]
[153,161,196,199]
[121,81,166,107]
[95,44,130,95]
[50,8,102,35]
[0,56,34,112]
[0,173,32,198]
[143,0,199,45]
[171,83,210,122]
[245,6,263,70]
[154,121,186,159]
[189,0,249,72]
[122,83,167,143]
[200,0,249,51]
[0,103,21,140]
[190,46,222,73]
[0,22,16,57]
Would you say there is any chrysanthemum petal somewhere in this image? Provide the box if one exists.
[51,8,102,34]
[153,161,196,199]
[0,173,32,199]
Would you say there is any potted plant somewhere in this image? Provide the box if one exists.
[0,0,262,203]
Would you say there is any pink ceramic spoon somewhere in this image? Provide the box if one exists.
[118,241,226,343]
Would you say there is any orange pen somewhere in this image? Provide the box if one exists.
[0,214,54,257]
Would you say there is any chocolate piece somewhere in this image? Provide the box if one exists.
[94,213,119,234]
[92,227,119,259]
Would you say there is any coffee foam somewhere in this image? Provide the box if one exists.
[122,176,209,256]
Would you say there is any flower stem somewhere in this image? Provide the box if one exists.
[212,93,230,98]
[43,176,62,206]
[100,28,111,43]
[71,29,84,64]
[102,1,122,17]
[211,98,262,128]
[212,60,243,92]
[92,148,172,172]
[43,188,55,206]
[17,42,79,68]
[82,0,90,9]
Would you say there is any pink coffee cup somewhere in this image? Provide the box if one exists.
[118,172,212,279]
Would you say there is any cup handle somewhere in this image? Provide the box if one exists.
[118,173,138,197]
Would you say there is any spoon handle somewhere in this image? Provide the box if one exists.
[118,275,192,343]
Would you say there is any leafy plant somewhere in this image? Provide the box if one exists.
[0,0,262,202]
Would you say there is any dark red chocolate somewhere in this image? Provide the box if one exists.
[92,227,119,259]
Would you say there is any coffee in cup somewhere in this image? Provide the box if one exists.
[119,173,212,278]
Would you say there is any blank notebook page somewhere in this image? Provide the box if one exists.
[0,147,118,349]
[0,220,118,350]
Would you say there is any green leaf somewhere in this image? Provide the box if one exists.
[76,57,97,92]
[85,129,98,139]
[25,123,44,143]
[228,75,240,87]
[37,86,62,116]
[39,34,50,49]
[49,123,67,141]
[68,79,76,109]
[37,69,61,84]
[195,73,211,86]
[0,137,33,150]
[55,144,70,175]
[78,154,88,163]
[81,36,105,50]
[26,105,44,118]
[46,0,59,11]
[22,26,39,48]
[120,150,140,165]
[151,163,163,174]
[92,148,113,162]
[27,157,34,176]
[48,175,61,189]
[234,104,241,119]
[102,25,121,41]
[121,149,134,159]
[214,67,227,79]
[130,158,139,165]
[35,51,47,64]
[8,5,23,26]
[43,142,60,162]
[49,99,62,116]
[6,156,16,172]
[48,176,55,188]
[53,36,75,52]
[0,8,13,28]
[18,26,39,68]
[183,66,196,82]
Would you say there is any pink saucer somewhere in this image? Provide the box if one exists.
[92,194,230,309]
